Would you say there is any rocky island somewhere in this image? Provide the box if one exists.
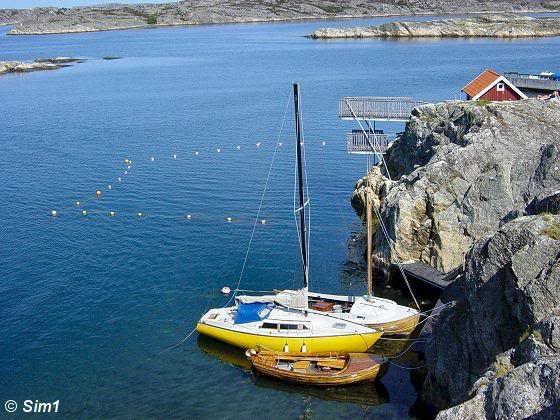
[352,98,560,418]
[0,0,559,36]
[0,57,82,75]
[310,14,560,39]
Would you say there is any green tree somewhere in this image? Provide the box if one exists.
[147,15,157,25]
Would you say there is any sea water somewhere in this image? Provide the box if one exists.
[1,15,559,418]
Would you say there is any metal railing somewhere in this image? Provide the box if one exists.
[339,97,426,121]
[504,72,560,91]
[347,130,390,154]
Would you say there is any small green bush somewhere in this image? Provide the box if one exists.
[318,5,345,14]
[541,213,560,239]
[475,99,490,107]
[543,221,560,240]
[147,15,157,25]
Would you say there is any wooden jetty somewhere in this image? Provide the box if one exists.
[392,260,461,290]
[339,97,426,121]
[504,72,560,97]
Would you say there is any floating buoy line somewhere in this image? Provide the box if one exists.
[49,140,331,223]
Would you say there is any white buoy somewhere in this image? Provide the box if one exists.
[96,190,102,197]
[226,217,232,222]
[186,214,192,220]
[109,211,115,217]
[75,201,80,205]
[124,171,128,175]
[236,145,241,150]
[217,148,221,153]
[82,210,87,215]
[278,142,282,147]
[300,342,307,353]
[173,154,177,159]
[221,286,231,295]
[118,177,122,182]
[137,212,142,217]
[150,157,155,162]
[261,219,266,224]
[108,184,112,190]
[322,141,326,146]
[127,165,131,169]
[124,158,130,164]
[195,151,199,155]
[256,142,261,147]
[51,210,57,217]
[283,343,289,353]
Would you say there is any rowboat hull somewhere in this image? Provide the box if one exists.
[250,351,388,386]
[196,322,382,353]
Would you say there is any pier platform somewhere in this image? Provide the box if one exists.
[339,97,427,121]
[346,129,389,154]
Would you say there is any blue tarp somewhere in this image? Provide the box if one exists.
[234,302,272,324]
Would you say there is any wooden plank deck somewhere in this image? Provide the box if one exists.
[347,130,389,154]
[504,72,560,92]
[339,97,426,121]
[393,260,460,290]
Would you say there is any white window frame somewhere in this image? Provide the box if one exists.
[496,82,505,92]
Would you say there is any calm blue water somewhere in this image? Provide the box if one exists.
[1,15,560,419]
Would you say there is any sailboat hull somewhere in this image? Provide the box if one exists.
[366,313,420,336]
[196,322,382,353]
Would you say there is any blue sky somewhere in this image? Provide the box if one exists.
[0,0,171,8]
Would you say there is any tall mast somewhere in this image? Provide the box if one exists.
[293,83,308,289]
[366,187,373,298]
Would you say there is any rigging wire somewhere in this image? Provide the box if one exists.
[159,90,292,353]
[223,90,292,308]
[344,99,421,311]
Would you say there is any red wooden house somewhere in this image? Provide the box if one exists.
[462,69,527,101]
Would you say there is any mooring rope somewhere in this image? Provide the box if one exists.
[387,360,427,370]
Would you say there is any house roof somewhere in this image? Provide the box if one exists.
[461,68,528,100]
[462,69,501,98]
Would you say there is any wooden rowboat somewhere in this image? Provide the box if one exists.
[248,350,388,386]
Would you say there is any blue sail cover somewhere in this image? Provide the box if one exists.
[234,303,272,324]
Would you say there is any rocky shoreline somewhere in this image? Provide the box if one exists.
[352,98,560,418]
[310,14,560,39]
[0,0,558,36]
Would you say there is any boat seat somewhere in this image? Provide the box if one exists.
[312,301,334,312]
[291,360,311,371]
[317,359,346,370]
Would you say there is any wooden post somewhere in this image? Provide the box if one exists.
[366,187,373,298]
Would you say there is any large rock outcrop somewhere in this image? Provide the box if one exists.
[352,99,560,272]
[310,14,560,39]
[423,214,560,417]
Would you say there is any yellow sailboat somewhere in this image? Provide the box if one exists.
[197,84,383,353]
[197,289,382,353]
